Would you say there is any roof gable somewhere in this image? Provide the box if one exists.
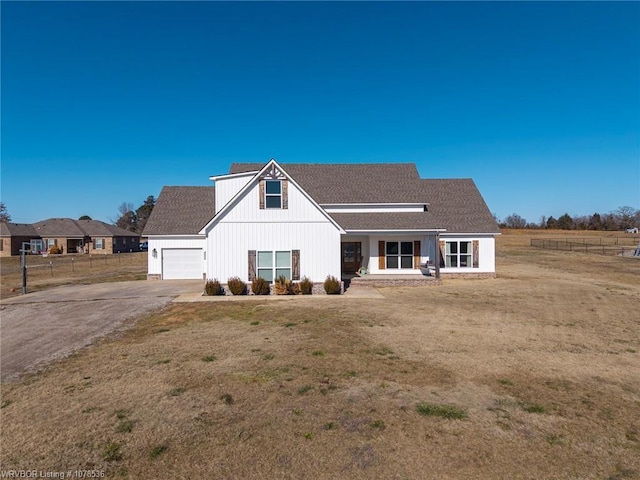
[200,159,344,234]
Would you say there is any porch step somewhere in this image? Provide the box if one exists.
[347,276,441,288]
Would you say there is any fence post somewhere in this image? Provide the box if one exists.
[72,257,74,272]
[49,261,54,277]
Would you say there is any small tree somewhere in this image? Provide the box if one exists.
[556,213,574,230]
[136,195,156,234]
[78,215,92,220]
[0,202,11,222]
[504,213,526,229]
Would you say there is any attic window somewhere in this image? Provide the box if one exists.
[265,180,282,209]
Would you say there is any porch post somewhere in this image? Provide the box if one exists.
[434,233,441,279]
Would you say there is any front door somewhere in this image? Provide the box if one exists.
[341,242,362,274]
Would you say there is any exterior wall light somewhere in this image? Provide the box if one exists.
[152,248,157,258]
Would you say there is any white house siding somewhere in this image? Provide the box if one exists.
[147,236,206,279]
[206,178,342,282]
[438,235,495,274]
[367,235,429,275]
[214,173,254,214]
[207,223,340,283]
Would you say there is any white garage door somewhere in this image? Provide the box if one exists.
[162,249,203,280]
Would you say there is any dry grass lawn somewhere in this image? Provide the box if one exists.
[1,232,639,479]
[0,252,148,299]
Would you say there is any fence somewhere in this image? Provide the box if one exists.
[530,237,640,257]
[0,252,148,292]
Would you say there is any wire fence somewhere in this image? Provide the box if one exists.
[0,252,148,279]
[530,237,640,257]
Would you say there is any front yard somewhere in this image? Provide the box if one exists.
[1,234,639,479]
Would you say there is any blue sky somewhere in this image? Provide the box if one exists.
[2,1,639,225]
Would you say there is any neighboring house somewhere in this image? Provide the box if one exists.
[0,218,141,256]
[0,222,39,257]
[143,159,500,281]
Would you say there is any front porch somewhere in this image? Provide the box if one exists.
[343,273,441,288]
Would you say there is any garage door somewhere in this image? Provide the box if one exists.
[162,249,203,280]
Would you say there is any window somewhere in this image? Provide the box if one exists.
[95,238,104,249]
[47,238,57,248]
[386,241,413,269]
[445,241,472,268]
[31,239,45,254]
[257,250,291,282]
[265,180,282,209]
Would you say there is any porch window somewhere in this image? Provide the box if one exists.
[265,180,282,209]
[257,250,291,283]
[445,241,472,268]
[95,238,105,249]
[386,241,413,269]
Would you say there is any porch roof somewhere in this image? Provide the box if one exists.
[330,212,443,231]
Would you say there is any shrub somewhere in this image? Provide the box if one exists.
[274,275,299,295]
[227,276,247,295]
[251,277,270,295]
[299,276,313,295]
[323,275,341,295]
[204,279,224,296]
[49,245,62,254]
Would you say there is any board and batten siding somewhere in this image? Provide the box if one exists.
[147,236,206,277]
[206,178,341,282]
[214,173,254,214]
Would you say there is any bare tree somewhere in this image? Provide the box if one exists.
[0,202,10,222]
[504,213,527,229]
[114,202,138,232]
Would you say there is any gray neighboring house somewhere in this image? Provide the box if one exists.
[0,218,141,256]
[143,159,500,281]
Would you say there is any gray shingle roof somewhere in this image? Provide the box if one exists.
[229,163,499,234]
[143,186,215,235]
[0,222,38,237]
[230,163,426,203]
[327,179,499,233]
[32,218,138,237]
[148,163,498,235]
[2,219,140,238]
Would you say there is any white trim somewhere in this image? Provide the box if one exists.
[322,202,428,207]
[440,232,500,237]
[199,159,346,235]
[209,171,258,182]
[146,234,206,238]
[345,229,446,234]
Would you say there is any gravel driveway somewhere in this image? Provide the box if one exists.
[0,280,203,382]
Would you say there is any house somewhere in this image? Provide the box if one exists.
[143,159,500,282]
[0,222,39,257]
[0,218,141,256]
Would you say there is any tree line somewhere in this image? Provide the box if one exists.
[0,198,156,235]
[499,206,640,231]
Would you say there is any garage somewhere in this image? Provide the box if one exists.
[162,248,203,280]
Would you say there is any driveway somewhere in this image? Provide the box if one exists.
[0,280,203,382]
